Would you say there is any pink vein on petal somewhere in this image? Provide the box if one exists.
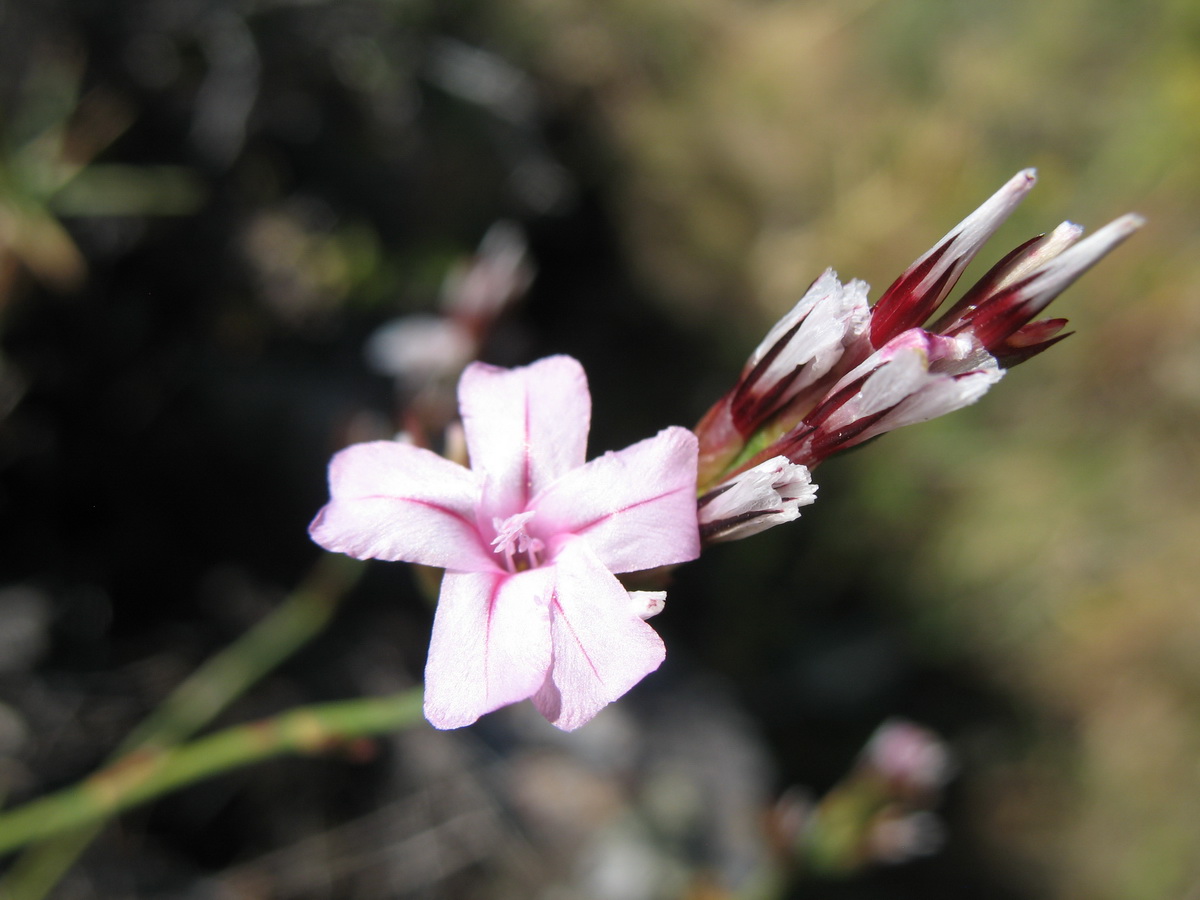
[362,494,495,559]
[551,594,604,682]
[568,483,696,537]
[482,574,503,704]
[358,495,472,520]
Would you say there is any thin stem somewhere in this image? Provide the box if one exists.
[123,553,365,751]
[0,689,424,856]
[0,553,365,900]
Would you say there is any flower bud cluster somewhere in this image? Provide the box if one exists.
[696,170,1142,525]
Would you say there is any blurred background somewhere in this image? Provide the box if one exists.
[0,0,1196,897]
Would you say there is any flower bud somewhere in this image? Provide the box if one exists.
[695,271,868,487]
[938,213,1145,364]
[869,169,1038,347]
[698,456,817,542]
[769,330,1003,469]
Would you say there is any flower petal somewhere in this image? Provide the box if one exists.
[533,426,700,574]
[423,568,554,729]
[308,440,495,571]
[532,541,666,731]
[459,355,591,520]
[861,366,1001,441]
[364,314,474,381]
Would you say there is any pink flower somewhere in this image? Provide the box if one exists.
[860,719,954,799]
[309,355,701,730]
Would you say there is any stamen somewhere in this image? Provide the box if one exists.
[490,511,544,572]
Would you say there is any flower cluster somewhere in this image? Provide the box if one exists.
[311,171,1140,730]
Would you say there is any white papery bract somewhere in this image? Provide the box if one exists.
[698,456,817,542]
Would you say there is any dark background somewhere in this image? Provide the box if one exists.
[0,0,1191,897]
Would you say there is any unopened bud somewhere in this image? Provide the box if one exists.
[870,169,1038,346]
[698,456,817,542]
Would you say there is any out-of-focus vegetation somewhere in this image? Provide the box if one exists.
[490,1,1195,897]
[0,0,1195,897]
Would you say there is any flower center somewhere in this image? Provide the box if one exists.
[491,510,544,573]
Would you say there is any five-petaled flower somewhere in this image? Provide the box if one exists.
[309,355,701,730]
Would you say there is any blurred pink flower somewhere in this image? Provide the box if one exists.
[310,355,701,730]
[365,221,535,388]
[861,718,954,798]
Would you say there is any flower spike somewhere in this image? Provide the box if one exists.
[696,171,1141,494]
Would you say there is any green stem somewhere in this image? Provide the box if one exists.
[0,553,365,900]
[0,690,424,856]
[122,553,365,751]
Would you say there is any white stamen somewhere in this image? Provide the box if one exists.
[491,510,544,571]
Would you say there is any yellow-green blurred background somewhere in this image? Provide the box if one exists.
[489,1,1197,896]
[1,0,1197,897]
[503,1,1200,895]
